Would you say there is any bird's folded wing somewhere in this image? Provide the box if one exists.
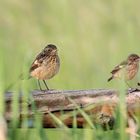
[29,52,47,72]
[111,61,127,74]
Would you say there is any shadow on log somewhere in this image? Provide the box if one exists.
[4,89,140,129]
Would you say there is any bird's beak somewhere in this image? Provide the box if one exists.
[51,49,57,54]
[53,49,57,52]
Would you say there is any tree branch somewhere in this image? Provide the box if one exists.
[4,89,140,128]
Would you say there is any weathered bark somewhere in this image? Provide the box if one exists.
[4,89,140,128]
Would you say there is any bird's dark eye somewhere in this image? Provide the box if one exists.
[48,49,51,52]
[134,58,136,60]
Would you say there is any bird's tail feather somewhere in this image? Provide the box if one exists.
[19,73,31,80]
[5,73,31,91]
[107,76,113,82]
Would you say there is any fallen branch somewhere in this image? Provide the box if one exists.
[4,89,140,128]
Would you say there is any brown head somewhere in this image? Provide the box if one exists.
[127,54,140,63]
[43,44,58,56]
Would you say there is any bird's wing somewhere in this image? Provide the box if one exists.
[29,51,47,72]
[111,61,127,74]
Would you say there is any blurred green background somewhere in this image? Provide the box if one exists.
[1,0,140,91]
[0,1,140,140]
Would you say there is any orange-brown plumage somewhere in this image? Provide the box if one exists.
[29,44,60,90]
[108,54,140,86]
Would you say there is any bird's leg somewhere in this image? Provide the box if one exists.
[43,80,49,90]
[125,80,131,88]
[125,81,134,93]
[38,80,43,91]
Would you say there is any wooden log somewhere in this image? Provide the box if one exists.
[4,89,140,128]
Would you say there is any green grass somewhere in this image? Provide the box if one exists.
[0,0,140,139]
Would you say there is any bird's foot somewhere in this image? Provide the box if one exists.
[39,89,47,93]
[43,89,57,94]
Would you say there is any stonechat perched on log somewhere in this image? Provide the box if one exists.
[108,54,140,88]
[29,44,60,90]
